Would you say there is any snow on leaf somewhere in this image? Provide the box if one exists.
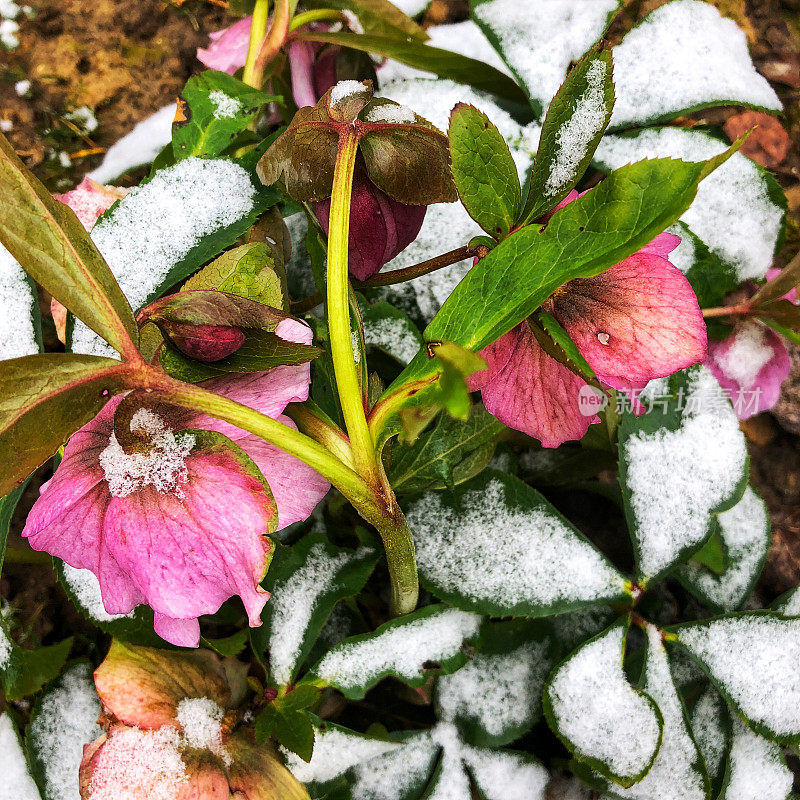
[26,663,102,800]
[405,471,630,617]
[619,366,749,584]
[721,716,792,800]
[594,127,786,282]
[596,623,707,800]
[308,605,482,700]
[543,620,663,786]
[677,487,771,611]
[690,685,729,787]
[71,158,260,357]
[773,585,800,617]
[0,244,39,360]
[609,0,780,130]
[464,747,549,800]
[471,0,620,117]
[674,613,800,743]
[0,712,41,800]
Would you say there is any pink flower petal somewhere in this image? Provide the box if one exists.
[553,253,707,388]
[705,321,791,419]
[197,16,253,75]
[474,323,597,448]
[153,614,202,649]
[236,415,329,529]
[55,178,125,231]
[102,447,273,647]
[640,231,681,258]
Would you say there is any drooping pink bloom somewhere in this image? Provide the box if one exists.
[313,164,426,281]
[23,320,329,647]
[197,16,253,75]
[287,38,341,108]
[705,320,791,419]
[470,193,707,447]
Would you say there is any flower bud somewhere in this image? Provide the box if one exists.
[167,322,247,362]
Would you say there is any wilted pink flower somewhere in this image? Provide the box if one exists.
[470,193,706,447]
[80,641,309,800]
[197,16,253,75]
[705,320,791,419]
[23,320,329,647]
[313,165,426,281]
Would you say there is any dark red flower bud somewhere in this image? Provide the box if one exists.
[167,322,246,362]
[313,164,426,282]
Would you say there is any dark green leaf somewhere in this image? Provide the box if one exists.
[0,134,137,356]
[388,404,503,494]
[0,481,28,572]
[173,71,276,160]
[0,354,132,497]
[521,48,615,224]
[535,311,596,381]
[201,630,250,658]
[689,524,728,576]
[294,30,528,106]
[447,104,521,239]
[0,621,72,701]
[275,709,316,762]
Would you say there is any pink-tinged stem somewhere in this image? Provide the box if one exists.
[288,40,317,108]
[702,302,753,319]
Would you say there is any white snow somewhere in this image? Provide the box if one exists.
[99,409,195,498]
[427,724,471,800]
[85,727,187,800]
[678,614,800,738]
[62,564,133,623]
[0,624,11,669]
[665,223,697,275]
[544,59,608,197]
[0,120,12,132]
[350,733,438,800]
[0,713,41,800]
[28,663,102,800]
[1,18,19,49]
[678,487,770,610]
[65,106,98,134]
[724,716,793,800]
[464,748,549,800]
[208,90,242,119]
[600,624,706,800]
[14,79,30,96]
[176,697,228,763]
[330,80,368,106]
[363,316,421,363]
[74,157,256,356]
[0,244,38,359]
[547,625,661,781]
[312,608,482,695]
[472,0,619,115]
[436,639,551,737]
[267,542,370,686]
[388,0,428,14]
[87,104,175,184]
[717,323,775,389]
[776,585,800,616]
[0,1,20,18]
[622,366,748,581]
[594,127,785,282]
[610,0,780,129]
[364,104,417,125]
[690,686,727,782]
[405,478,627,613]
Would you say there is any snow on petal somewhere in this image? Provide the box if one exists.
[594,127,785,282]
[705,321,791,419]
[196,16,252,75]
[610,0,781,130]
[55,178,125,230]
[553,253,707,389]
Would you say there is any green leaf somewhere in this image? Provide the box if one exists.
[255,693,319,762]
[362,301,424,365]
[535,311,596,381]
[0,622,73,701]
[374,151,734,441]
[618,366,749,585]
[435,619,556,747]
[201,630,250,658]
[689,524,728,576]
[275,709,316,762]
[252,533,379,688]
[543,618,664,787]
[0,480,29,572]
[305,604,482,700]
[447,104,521,239]
[0,133,137,356]
[520,48,615,224]
[689,685,731,794]
[388,404,503,494]
[403,470,631,618]
[303,0,428,41]
[431,341,485,422]
[677,487,771,612]
[668,612,800,745]
[172,71,276,160]
[294,30,528,106]
[752,250,800,306]
[0,354,132,497]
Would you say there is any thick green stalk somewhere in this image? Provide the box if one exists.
[243,0,271,88]
[327,130,381,484]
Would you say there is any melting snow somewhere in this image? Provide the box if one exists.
[176,697,228,764]
[208,90,242,119]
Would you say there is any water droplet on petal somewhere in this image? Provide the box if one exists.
[597,332,610,345]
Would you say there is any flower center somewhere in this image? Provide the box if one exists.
[99,409,196,498]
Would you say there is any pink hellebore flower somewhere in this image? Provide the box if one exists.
[313,164,426,282]
[705,322,791,419]
[23,320,329,648]
[470,192,707,447]
[196,16,253,75]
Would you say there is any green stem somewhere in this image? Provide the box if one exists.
[327,129,381,485]
[289,8,345,31]
[375,507,419,616]
[243,0,271,88]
